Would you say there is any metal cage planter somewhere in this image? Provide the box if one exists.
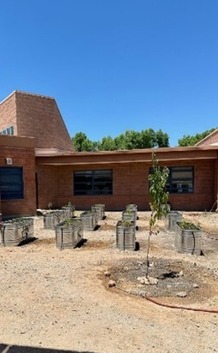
[167,211,182,231]
[80,211,98,231]
[91,204,105,220]
[62,204,75,219]
[116,220,136,251]
[175,221,202,255]
[43,210,65,229]
[122,209,137,223]
[55,218,83,250]
[125,204,138,212]
[0,217,34,247]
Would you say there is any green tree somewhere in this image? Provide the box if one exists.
[155,129,169,147]
[98,136,117,151]
[114,133,127,150]
[178,128,216,146]
[140,128,156,148]
[72,128,170,151]
[123,130,142,149]
[72,132,96,152]
[146,153,169,278]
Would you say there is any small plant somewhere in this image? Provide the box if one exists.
[177,220,200,230]
[48,202,53,210]
[117,220,133,227]
[146,153,169,278]
[64,218,80,226]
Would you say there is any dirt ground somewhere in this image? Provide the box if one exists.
[0,211,218,353]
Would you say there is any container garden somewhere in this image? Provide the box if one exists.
[55,218,83,250]
[91,204,105,220]
[43,210,65,229]
[125,204,138,212]
[116,220,136,251]
[175,220,202,255]
[122,209,137,223]
[80,211,98,231]
[62,203,75,219]
[167,211,182,231]
[0,217,34,247]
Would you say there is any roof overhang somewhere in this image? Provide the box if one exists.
[36,146,218,166]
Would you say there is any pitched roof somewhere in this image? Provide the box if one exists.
[195,128,218,146]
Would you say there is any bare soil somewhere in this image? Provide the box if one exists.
[0,211,218,353]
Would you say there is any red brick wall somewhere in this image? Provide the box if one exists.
[36,159,215,211]
[165,160,215,211]
[0,91,74,151]
[196,129,218,146]
[0,92,17,134]
[0,136,36,218]
[15,91,74,151]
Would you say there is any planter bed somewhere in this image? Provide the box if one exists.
[116,220,136,251]
[80,211,98,231]
[55,218,83,250]
[0,217,34,247]
[175,221,202,255]
[91,204,105,220]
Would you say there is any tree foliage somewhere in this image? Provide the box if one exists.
[72,129,169,151]
[178,128,216,147]
[146,153,169,278]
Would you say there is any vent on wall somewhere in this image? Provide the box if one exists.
[5,158,13,165]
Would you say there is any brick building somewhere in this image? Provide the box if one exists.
[1,90,218,218]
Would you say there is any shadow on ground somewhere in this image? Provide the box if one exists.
[0,344,102,353]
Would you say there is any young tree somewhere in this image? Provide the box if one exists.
[146,153,169,278]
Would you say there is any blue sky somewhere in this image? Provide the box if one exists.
[0,0,218,147]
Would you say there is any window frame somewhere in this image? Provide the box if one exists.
[149,166,194,194]
[167,166,194,194]
[0,167,24,200]
[0,125,14,135]
[74,169,113,196]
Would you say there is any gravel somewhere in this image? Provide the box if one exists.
[0,211,217,353]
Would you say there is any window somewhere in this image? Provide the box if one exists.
[149,166,194,194]
[0,125,14,135]
[167,166,194,193]
[74,170,112,195]
[0,167,24,200]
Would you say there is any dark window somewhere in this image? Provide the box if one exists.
[0,167,24,199]
[74,170,112,195]
[149,166,194,194]
[167,166,194,193]
[0,126,14,135]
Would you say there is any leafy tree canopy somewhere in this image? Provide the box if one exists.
[178,128,216,147]
[72,129,169,152]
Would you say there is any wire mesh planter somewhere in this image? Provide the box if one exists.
[116,220,136,251]
[43,210,65,229]
[55,218,83,250]
[62,204,75,219]
[91,204,105,220]
[80,211,98,231]
[125,204,138,212]
[0,217,34,247]
[175,221,202,255]
[122,209,137,223]
[167,211,182,231]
